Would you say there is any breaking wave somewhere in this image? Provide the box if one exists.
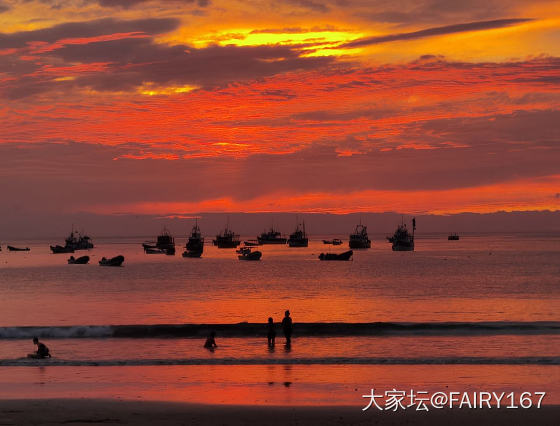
[1,321,558,340]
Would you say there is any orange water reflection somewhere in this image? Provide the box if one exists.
[1,365,559,405]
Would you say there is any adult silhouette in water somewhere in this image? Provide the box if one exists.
[281,310,293,347]
[267,317,276,347]
[204,331,217,350]
[27,337,51,359]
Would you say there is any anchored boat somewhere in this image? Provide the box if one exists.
[213,224,241,248]
[68,255,89,264]
[349,224,371,249]
[238,247,262,261]
[143,228,175,255]
[50,227,93,253]
[99,255,124,266]
[323,239,343,245]
[318,250,353,261]
[287,221,308,247]
[183,221,204,257]
[7,246,30,252]
[387,217,416,251]
[257,226,287,244]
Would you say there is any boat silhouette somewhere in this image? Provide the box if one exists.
[7,246,30,252]
[213,223,241,248]
[50,227,93,253]
[387,217,416,251]
[183,221,204,257]
[323,239,343,245]
[349,224,371,249]
[238,247,262,261]
[99,255,124,266]
[143,227,175,255]
[68,255,89,264]
[257,226,287,244]
[287,221,308,247]
[318,250,353,261]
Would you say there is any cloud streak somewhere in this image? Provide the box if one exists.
[340,18,532,48]
[97,0,210,8]
[0,17,180,49]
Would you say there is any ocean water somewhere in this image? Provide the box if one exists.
[0,233,559,405]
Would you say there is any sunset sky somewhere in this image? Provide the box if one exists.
[1,0,559,219]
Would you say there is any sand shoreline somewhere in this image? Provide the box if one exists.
[0,399,557,425]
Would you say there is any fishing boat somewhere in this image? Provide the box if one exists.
[184,221,204,257]
[243,240,260,246]
[67,255,89,264]
[213,224,241,248]
[156,228,175,252]
[448,233,460,240]
[387,217,416,251]
[143,228,175,255]
[323,239,343,245]
[287,221,308,247]
[51,227,93,253]
[318,250,353,261]
[349,224,371,249]
[238,247,262,261]
[7,246,30,252]
[99,255,124,266]
[50,245,74,254]
[257,226,287,244]
[65,229,94,250]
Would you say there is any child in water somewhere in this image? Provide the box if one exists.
[204,331,217,350]
[267,317,276,347]
[27,337,51,359]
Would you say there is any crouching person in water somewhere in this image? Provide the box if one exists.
[204,331,217,351]
[27,337,51,359]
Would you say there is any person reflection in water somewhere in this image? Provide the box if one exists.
[27,337,51,359]
[267,317,276,348]
[204,331,217,351]
[281,310,293,347]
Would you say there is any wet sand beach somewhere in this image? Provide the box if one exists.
[0,399,558,426]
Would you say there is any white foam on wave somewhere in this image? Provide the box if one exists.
[0,326,113,339]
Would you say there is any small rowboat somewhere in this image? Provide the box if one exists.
[68,255,89,264]
[7,246,30,252]
[318,250,353,261]
[238,247,262,261]
[99,255,124,266]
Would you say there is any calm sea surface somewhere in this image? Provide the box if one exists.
[0,233,559,405]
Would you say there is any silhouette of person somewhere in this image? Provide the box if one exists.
[267,317,276,347]
[281,310,293,346]
[27,337,51,359]
[204,331,217,350]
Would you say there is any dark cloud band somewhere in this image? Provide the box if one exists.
[340,18,532,48]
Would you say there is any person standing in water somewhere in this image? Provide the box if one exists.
[281,310,293,346]
[28,337,51,359]
[267,317,276,347]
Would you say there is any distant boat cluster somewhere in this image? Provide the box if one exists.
[136,217,422,261]
[3,216,462,265]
